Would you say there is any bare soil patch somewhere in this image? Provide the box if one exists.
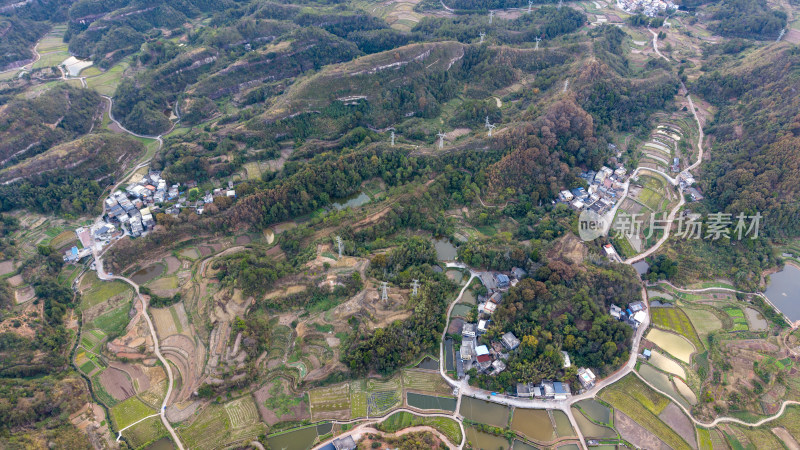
[0,260,14,276]
[198,246,213,257]
[547,233,587,265]
[7,274,23,287]
[235,235,251,245]
[99,367,135,401]
[15,285,35,304]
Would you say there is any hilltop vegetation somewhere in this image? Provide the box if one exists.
[0,134,144,214]
[0,85,102,169]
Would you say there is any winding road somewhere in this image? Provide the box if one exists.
[83,93,183,447]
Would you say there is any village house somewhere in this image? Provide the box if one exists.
[578,368,597,389]
[502,332,520,351]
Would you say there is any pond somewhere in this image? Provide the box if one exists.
[552,410,574,438]
[574,399,611,425]
[460,290,476,305]
[144,438,175,450]
[570,408,617,439]
[446,270,464,284]
[331,192,370,210]
[415,356,440,370]
[646,328,695,364]
[130,263,165,285]
[452,304,473,318]
[638,365,690,410]
[764,264,800,322]
[406,392,457,411]
[267,424,319,450]
[648,350,686,379]
[674,377,698,405]
[433,238,458,261]
[632,261,649,276]
[744,307,769,331]
[510,409,554,442]
[459,397,510,428]
[512,440,541,450]
[465,426,510,450]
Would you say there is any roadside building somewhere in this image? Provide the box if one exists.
[462,323,477,338]
[494,273,510,289]
[578,368,597,389]
[553,382,569,400]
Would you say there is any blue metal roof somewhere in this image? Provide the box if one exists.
[71,247,79,256]
[553,382,567,394]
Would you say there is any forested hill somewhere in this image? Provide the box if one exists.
[695,45,800,239]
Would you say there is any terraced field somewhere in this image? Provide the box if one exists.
[402,369,452,395]
[180,397,267,449]
[651,307,704,351]
[723,306,749,331]
[309,383,351,418]
[599,375,691,450]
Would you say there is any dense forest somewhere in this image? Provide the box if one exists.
[706,0,787,40]
[474,262,639,391]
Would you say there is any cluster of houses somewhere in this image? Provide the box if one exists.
[609,300,648,328]
[559,165,628,216]
[515,352,598,399]
[616,0,676,17]
[103,171,172,237]
[101,172,239,238]
[455,268,527,378]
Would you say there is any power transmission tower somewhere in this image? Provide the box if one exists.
[485,116,491,128]
[487,123,496,137]
[777,28,786,42]
[390,130,395,146]
[437,131,446,149]
[557,0,562,9]
[380,281,388,301]
[479,32,485,43]
[528,0,532,13]
[535,36,541,50]
[489,10,494,24]
[335,235,343,258]
[411,279,420,296]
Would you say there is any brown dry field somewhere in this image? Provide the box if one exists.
[0,260,14,275]
[7,274,23,286]
[658,403,696,449]
[615,410,667,450]
[111,361,152,392]
[152,307,179,337]
[772,427,800,450]
[99,367,136,401]
[164,256,181,274]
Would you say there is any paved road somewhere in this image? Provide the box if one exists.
[83,93,184,448]
[94,254,184,450]
[649,28,669,61]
